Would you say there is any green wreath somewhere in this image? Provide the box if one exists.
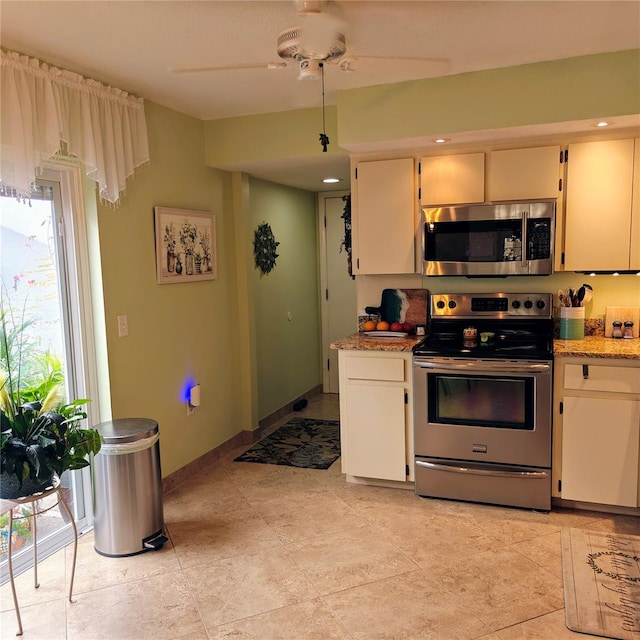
[253,222,280,275]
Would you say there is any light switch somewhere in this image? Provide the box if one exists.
[117,314,128,337]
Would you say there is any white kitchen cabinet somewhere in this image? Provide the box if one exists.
[489,146,561,201]
[353,157,416,274]
[338,350,413,483]
[561,396,639,507]
[553,358,640,509]
[420,153,485,206]
[563,138,637,271]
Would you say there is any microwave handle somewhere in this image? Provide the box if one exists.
[521,210,528,269]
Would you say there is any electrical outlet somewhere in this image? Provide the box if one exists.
[117,315,128,337]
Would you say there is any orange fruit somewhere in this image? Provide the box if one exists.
[363,320,377,332]
[376,321,390,331]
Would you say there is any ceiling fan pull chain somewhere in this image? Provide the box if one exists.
[319,62,330,152]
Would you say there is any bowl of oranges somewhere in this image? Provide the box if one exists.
[361,318,412,337]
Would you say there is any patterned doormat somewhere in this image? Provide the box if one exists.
[561,527,640,640]
[234,418,340,470]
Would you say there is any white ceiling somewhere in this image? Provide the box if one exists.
[2,1,639,191]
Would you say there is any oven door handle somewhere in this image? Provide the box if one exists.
[416,460,549,480]
[413,360,551,373]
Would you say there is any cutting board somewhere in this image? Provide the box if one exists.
[365,288,429,326]
[604,306,640,338]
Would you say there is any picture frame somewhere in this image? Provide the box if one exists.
[154,207,216,284]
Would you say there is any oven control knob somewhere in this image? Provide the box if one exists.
[511,300,521,309]
[436,300,446,309]
[448,300,457,309]
[536,299,546,309]
[524,300,533,309]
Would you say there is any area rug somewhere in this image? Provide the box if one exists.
[234,418,340,469]
[561,527,640,640]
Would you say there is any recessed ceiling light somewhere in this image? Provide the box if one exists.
[323,177,341,184]
[595,121,611,127]
[433,138,450,144]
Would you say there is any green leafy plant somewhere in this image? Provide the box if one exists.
[0,292,102,498]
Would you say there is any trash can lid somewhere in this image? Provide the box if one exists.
[95,418,159,444]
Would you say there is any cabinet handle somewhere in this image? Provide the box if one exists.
[582,364,589,379]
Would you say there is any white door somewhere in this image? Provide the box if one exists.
[319,192,357,393]
[0,170,96,582]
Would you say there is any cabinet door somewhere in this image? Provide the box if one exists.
[490,146,560,201]
[561,396,640,507]
[420,153,485,205]
[631,138,640,270]
[343,383,407,481]
[564,139,635,271]
[355,158,415,274]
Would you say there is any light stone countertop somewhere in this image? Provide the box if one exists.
[554,336,640,360]
[330,333,423,352]
[331,333,640,360]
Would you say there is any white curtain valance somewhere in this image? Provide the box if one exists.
[1,49,149,205]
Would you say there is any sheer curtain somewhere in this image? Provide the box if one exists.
[1,49,149,205]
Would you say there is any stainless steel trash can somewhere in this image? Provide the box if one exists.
[91,418,168,557]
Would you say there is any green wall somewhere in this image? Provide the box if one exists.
[247,178,321,419]
[204,106,343,168]
[94,101,323,476]
[337,50,640,148]
[96,101,245,477]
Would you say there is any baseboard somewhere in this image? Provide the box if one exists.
[258,384,323,431]
[162,384,323,495]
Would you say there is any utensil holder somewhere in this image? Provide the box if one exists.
[560,307,585,339]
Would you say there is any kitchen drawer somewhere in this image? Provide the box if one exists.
[564,364,640,394]
[344,356,406,382]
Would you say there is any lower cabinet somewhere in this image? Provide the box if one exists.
[553,358,640,508]
[338,350,413,483]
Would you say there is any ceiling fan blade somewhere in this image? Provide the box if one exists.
[168,62,287,73]
[338,55,450,72]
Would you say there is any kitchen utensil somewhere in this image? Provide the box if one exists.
[577,286,585,305]
[581,283,593,304]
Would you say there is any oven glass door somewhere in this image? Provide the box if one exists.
[428,372,534,430]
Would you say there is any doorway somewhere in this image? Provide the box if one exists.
[0,168,97,582]
[318,191,357,393]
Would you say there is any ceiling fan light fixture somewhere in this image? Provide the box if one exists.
[299,58,323,79]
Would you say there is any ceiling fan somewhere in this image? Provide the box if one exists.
[168,0,448,81]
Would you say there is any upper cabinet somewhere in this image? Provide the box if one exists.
[353,157,416,275]
[564,138,638,271]
[489,146,561,201]
[420,153,485,206]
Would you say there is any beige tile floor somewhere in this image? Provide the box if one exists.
[1,393,639,639]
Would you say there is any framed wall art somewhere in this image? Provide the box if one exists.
[154,207,216,284]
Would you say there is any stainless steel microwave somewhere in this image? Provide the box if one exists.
[422,200,555,276]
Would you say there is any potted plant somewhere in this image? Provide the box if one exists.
[179,220,198,275]
[164,222,177,273]
[0,300,103,500]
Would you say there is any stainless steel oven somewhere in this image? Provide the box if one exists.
[412,293,553,510]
